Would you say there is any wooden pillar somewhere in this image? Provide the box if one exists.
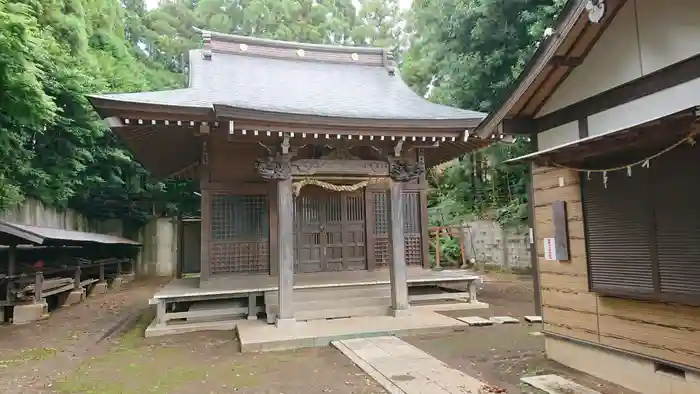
[528,134,542,316]
[199,137,211,285]
[418,157,431,269]
[6,244,16,303]
[276,177,295,326]
[387,180,409,316]
[199,189,211,282]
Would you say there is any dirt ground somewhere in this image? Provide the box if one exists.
[0,279,384,394]
[404,274,638,394]
[0,274,638,394]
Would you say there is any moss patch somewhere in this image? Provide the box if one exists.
[52,345,260,394]
[0,347,58,366]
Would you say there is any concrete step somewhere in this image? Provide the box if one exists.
[187,299,249,323]
[266,284,390,302]
[268,304,390,322]
[266,295,391,314]
[264,284,392,322]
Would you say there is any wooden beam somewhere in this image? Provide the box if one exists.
[104,116,125,128]
[550,56,584,67]
[536,54,700,132]
[501,117,537,135]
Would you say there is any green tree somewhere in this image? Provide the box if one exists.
[0,0,405,224]
[401,0,565,226]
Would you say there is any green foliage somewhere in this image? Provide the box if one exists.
[1,0,564,228]
[402,0,566,226]
[0,0,404,223]
[0,0,186,221]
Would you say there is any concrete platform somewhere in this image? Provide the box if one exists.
[154,267,482,301]
[521,374,602,394]
[237,309,468,352]
[333,336,485,394]
[145,319,238,338]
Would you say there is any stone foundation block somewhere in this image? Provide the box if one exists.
[13,302,49,325]
[275,318,297,329]
[121,272,135,283]
[61,289,86,306]
[92,281,108,295]
[390,308,411,318]
[110,277,124,289]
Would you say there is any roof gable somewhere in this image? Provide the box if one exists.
[89,30,485,126]
[477,0,700,138]
[536,0,641,116]
[475,0,627,137]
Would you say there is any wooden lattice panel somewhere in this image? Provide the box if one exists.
[374,238,390,267]
[210,241,269,274]
[405,235,422,265]
[370,190,422,266]
[209,193,270,274]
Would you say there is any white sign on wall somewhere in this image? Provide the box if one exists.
[543,238,557,261]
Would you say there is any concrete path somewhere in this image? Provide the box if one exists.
[521,374,603,394]
[332,336,485,394]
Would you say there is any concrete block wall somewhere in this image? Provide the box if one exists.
[135,217,178,277]
[0,198,92,231]
[0,198,178,278]
[462,220,531,271]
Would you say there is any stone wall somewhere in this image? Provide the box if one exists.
[0,198,178,277]
[0,198,93,231]
[460,220,531,271]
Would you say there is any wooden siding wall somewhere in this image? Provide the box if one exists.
[533,166,700,371]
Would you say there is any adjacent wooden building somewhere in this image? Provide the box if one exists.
[88,31,489,325]
[477,1,700,393]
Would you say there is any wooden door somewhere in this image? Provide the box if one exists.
[294,189,366,273]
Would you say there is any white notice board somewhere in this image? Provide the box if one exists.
[543,238,557,261]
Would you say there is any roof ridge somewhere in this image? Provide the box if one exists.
[193,27,386,55]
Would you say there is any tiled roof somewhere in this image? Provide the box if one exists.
[91,48,485,121]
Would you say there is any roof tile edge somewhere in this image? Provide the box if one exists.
[195,27,386,66]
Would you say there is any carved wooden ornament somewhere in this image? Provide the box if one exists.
[388,155,425,182]
[255,154,291,180]
[585,0,605,23]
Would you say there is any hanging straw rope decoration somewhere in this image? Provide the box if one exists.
[550,131,697,187]
[292,177,389,196]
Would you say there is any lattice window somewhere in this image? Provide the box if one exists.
[370,191,423,266]
[210,194,269,274]
[373,192,388,235]
[403,192,420,235]
[405,235,422,265]
[374,239,390,267]
[346,194,365,222]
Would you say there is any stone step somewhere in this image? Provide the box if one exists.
[265,285,393,322]
[269,304,390,322]
[268,296,391,316]
[266,284,390,302]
